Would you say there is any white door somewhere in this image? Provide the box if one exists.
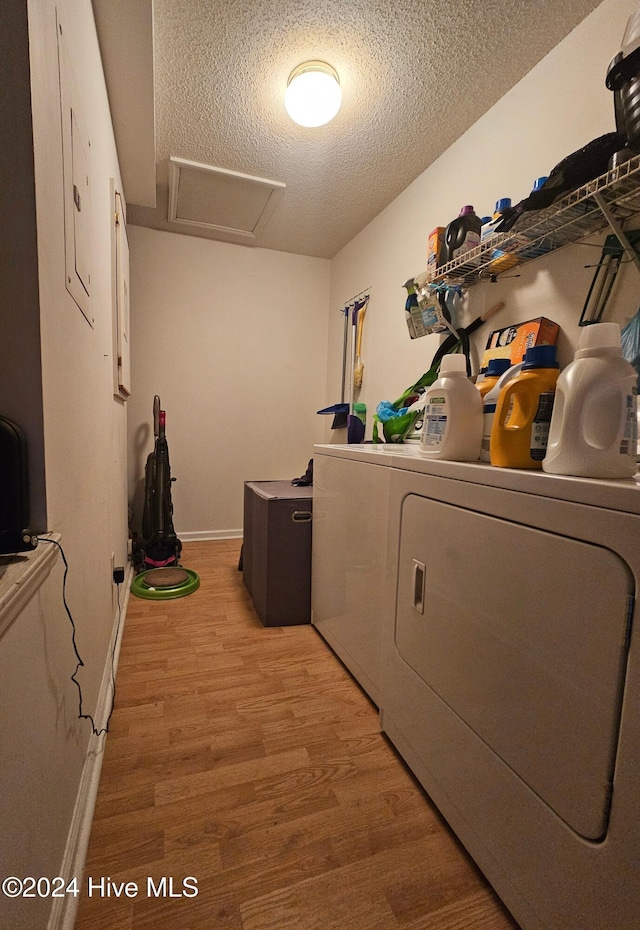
[396,492,633,840]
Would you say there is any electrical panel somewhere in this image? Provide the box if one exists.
[57,14,93,325]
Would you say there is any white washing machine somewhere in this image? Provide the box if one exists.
[381,459,640,930]
[311,448,392,705]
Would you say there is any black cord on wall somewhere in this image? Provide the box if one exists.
[38,536,123,736]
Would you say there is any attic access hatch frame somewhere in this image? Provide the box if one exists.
[168,157,286,243]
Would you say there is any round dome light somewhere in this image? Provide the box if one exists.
[285,61,342,128]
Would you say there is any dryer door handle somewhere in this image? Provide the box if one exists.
[412,559,426,614]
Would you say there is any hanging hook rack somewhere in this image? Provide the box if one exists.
[339,287,371,313]
[480,271,522,284]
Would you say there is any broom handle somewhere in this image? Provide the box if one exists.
[339,308,349,404]
[356,299,368,357]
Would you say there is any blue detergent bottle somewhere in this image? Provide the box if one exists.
[481,198,512,242]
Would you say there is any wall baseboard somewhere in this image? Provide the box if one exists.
[178,529,242,542]
[47,563,134,930]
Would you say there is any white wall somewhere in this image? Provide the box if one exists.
[126,0,640,530]
[326,0,640,443]
[29,0,129,712]
[127,227,330,537]
[0,1,129,927]
[0,557,76,930]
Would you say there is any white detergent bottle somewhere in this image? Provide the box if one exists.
[543,322,638,479]
[479,358,526,462]
[419,354,483,461]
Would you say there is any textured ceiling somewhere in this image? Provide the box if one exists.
[102,0,603,259]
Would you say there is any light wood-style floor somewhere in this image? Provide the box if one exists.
[74,539,520,930]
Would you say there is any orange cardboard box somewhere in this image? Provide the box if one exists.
[480,317,559,372]
[427,227,445,276]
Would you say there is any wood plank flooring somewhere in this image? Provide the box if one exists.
[74,540,520,930]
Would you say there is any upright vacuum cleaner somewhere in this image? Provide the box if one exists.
[132,396,199,599]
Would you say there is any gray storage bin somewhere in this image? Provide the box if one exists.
[242,480,312,626]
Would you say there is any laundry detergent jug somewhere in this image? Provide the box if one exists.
[490,345,560,469]
[543,322,638,478]
[479,358,526,462]
[444,206,482,264]
[419,354,483,461]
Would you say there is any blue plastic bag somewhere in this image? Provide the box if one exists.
[621,307,640,389]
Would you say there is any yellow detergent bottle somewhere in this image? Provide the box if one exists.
[490,345,560,469]
[481,198,520,276]
[476,357,511,398]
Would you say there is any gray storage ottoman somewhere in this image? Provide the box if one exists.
[242,480,312,626]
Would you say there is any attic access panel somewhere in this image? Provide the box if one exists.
[168,157,285,242]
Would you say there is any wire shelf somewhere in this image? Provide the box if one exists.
[417,153,640,288]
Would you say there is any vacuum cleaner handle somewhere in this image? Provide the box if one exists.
[153,395,161,438]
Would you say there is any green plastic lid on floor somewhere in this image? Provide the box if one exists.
[131,567,200,599]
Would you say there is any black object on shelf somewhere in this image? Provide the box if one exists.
[0,415,37,555]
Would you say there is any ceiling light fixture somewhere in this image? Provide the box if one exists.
[285,61,342,128]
